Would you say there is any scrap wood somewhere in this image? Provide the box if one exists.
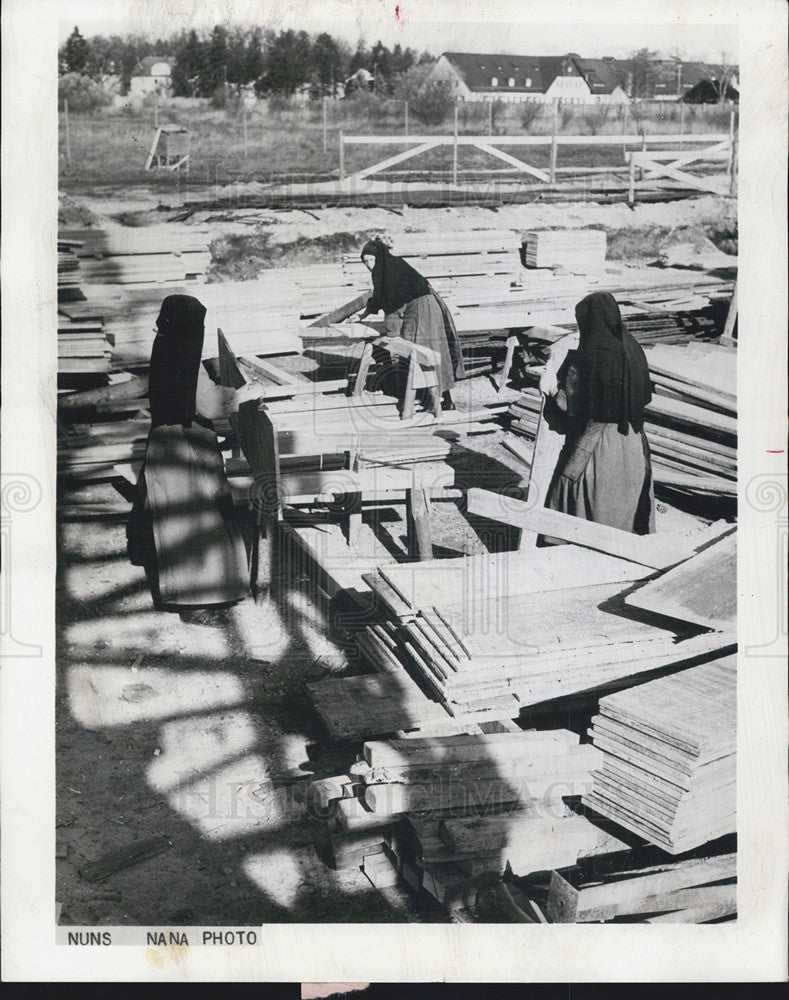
[546,851,735,922]
[58,374,149,410]
[79,836,172,882]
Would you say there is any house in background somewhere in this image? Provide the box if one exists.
[427,52,629,103]
[679,63,739,103]
[129,56,175,98]
[571,55,630,103]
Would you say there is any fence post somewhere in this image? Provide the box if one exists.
[453,102,458,186]
[154,94,159,128]
[727,111,735,175]
[549,102,558,184]
[628,153,637,207]
[243,103,248,158]
[63,99,71,165]
[639,132,647,181]
[339,130,344,181]
[322,96,328,154]
[729,132,738,194]
[679,100,685,149]
[621,102,627,155]
[404,101,408,136]
[488,99,493,136]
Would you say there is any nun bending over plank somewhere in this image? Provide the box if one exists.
[126,294,265,612]
[540,291,655,535]
[356,238,465,410]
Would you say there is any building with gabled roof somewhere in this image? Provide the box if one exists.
[427,51,629,103]
[129,56,174,98]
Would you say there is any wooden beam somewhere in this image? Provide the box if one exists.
[308,292,369,328]
[472,142,550,182]
[340,133,727,147]
[238,356,295,385]
[344,140,442,182]
[466,487,695,570]
[406,486,434,561]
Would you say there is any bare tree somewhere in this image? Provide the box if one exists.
[699,51,739,103]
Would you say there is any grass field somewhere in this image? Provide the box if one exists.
[59,98,736,195]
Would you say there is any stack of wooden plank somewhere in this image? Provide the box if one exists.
[583,655,736,854]
[522,229,607,273]
[59,227,211,286]
[357,541,733,718]
[507,341,736,497]
[352,730,599,816]
[625,309,719,345]
[80,277,302,367]
[546,849,736,923]
[57,303,112,382]
[58,239,84,302]
[309,730,634,900]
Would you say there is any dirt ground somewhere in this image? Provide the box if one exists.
[56,369,528,926]
[56,193,731,926]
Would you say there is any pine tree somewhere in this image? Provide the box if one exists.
[64,26,90,74]
[171,30,203,97]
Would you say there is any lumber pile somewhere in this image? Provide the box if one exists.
[295,228,733,386]
[59,227,211,286]
[80,277,302,367]
[522,229,607,273]
[507,340,736,498]
[309,730,633,903]
[357,542,733,718]
[58,239,84,302]
[546,849,736,923]
[583,655,736,854]
[58,301,112,383]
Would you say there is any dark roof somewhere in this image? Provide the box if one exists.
[572,57,623,94]
[131,56,174,77]
[442,52,578,93]
[682,77,739,103]
[441,52,737,97]
[680,61,738,88]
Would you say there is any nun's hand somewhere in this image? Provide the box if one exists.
[235,381,267,404]
[539,368,559,397]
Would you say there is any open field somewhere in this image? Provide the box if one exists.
[60,100,737,195]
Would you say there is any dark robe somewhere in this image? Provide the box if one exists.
[127,294,248,606]
[361,240,466,392]
[547,292,655,534]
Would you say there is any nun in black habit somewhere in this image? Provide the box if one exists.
[126,294,250,608]
[544,291,655,535]
[356,239,465,408]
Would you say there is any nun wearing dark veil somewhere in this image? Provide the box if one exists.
[356,238,465,408]
[126,294,250,609]
[544,291,655,535]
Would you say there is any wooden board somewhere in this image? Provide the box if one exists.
[466,487,698,570]
[624,530,736,629]
[547,852,735,922]
[304,670,519,741]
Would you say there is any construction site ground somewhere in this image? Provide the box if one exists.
[56,191,734,925]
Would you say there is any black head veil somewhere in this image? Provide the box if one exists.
[574,291,652,434]
[148,294,207,428]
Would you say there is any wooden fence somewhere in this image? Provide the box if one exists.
[339,125,737,204]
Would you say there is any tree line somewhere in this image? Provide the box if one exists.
[60,25,433,98]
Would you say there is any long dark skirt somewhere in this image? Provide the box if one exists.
[127,424,249,607]
[385,290,464,395]
[547,421,655,535]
